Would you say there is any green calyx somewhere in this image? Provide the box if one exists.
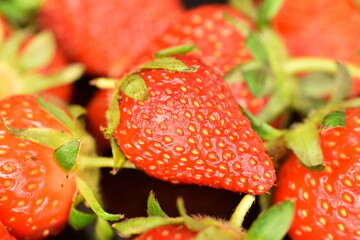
[0,29,84,99]
[112,192,294,240]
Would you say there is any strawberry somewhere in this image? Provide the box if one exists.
[120,4,254,77]
[0,220,15,240]
[86,88,113,153]
[37,0,184,76]
[113,54,275,194]
[0,23,84,102]
[0,94,121,239]
[0,95,77,239]
[134,224,197,240]
[272,0,360,95]
[87,5,265,152]
[273,107,360,239]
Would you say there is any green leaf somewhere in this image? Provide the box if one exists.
[240,106,283,141]
[245,33,268,62]
[245,200,294,240]
[112,217,183,238]
[103,88,119,139]
[19,31,56,71]
[95,217,115,240]
[299,72,334,99]
[330,62,352,103]
[54,139,80,172]
[68,206,96,230]
[109,137,126,174]
[69,104,87,121]
[147,191,168,217]
[3,123,73,148]
[321,110,346,131]
[76,177,123,221]
[257,0,284,29]
[155,45,198,58]
[36,96,81,136]
[243,68,267,98]
[223,12,251,37]
[228,0,257,20]
[0,30,28,62]
[139,57,198,73]
[284,122,325,171]
[120,75,149,101]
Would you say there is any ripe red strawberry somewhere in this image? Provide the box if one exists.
[86,88,113,153]
[114,54,275,194]
[0,220,15,240]
[134,224,198,240]
[120,4,253,77]
[272,0,360,95]
[273,107,360,239]
[37,0,184,76]
[0,95,77,239]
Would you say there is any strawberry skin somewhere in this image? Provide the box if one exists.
[134,224,197,240]
[38,0,184,76]
[121,4,253,77]
[0,95,77,239]
[273,108,360,239]
[0,220,15,240]
[114,55,275,194]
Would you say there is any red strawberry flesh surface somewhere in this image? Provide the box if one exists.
[273,108,360,239]
[0,95,77,240]
[114,55,275,194]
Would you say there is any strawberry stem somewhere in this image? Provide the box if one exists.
[228,194,256,230]
[77,156,136,169]
[284,57,360,79]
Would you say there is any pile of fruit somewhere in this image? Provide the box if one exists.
[0,0,359,239]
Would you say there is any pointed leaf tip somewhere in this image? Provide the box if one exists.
[54,139,80,172]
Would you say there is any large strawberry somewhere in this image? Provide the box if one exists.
[0,94,121,239]
[273,108,360,239]
[272,0,360,95]
[111,54,275,195]
[37,0,184,76]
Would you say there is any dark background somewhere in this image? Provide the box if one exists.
[50,0,267,239]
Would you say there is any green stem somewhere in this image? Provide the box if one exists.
[77,155,136,169]
[284,58,360,79]
[229,194,256,230]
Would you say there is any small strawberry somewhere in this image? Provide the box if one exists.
[0,22,83,102]
[119,4,254,77]
[37,0,184,75]
[86,88,114,153]
[0,94,121,239]
[273,108,360,239]
[112,54,275,194]
[0,220,15,240]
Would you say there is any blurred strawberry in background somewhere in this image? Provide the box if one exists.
[37,0,184,76]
